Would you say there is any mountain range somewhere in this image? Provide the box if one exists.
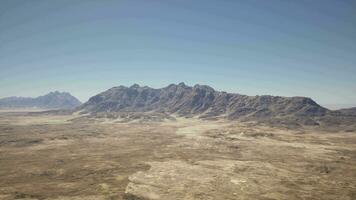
[0,91,81,110]
[77,83,356,127]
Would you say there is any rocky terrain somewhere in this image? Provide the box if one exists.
[0,91,81,110]
[0,111,355,200]
[0,84,355,200]
[78,83,356,128]
[337,107,356,116]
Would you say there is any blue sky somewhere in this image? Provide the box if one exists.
[0,0,355,107]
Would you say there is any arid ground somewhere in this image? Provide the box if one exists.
[0,111,355,200]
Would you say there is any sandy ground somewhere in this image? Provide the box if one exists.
[0,112,355,200]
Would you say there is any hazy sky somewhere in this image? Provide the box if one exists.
[0,0,355,107]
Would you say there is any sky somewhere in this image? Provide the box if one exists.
[0,0,355,108]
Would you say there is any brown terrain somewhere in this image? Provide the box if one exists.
[1,84,356,200]
[0,110,355,200]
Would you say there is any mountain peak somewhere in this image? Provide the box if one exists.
[193,84,215,92]
[130,84,140,88]
[178,82,186,87]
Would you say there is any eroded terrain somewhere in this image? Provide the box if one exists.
[0,111,355,200]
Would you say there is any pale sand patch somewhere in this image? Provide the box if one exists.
[125,160,293,200]
[173,118,227,137]
[49,195,106,200]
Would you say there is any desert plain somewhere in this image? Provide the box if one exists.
[0,110,355,200]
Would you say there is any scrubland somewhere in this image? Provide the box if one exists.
[0,111,355,200]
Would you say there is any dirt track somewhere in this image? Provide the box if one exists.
[0,112,355,200]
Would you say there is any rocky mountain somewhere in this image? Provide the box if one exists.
[0,91,82,110]
[78,83,348,126]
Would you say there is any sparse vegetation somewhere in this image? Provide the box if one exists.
[0,111,355,200]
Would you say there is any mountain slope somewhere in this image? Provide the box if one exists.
[336,107,356,116]
[0,91,82,109]
[78,83,333,125]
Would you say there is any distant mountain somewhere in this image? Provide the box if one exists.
[322,104,356,110]
[0,91,81,110]
[336,107,356,116]
[78,83,350,126]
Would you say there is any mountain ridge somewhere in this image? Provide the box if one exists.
[77,83,347,126]
[0,91,82,110]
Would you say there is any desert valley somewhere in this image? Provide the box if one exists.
[2,1,355,199]
[0,83,355,200]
